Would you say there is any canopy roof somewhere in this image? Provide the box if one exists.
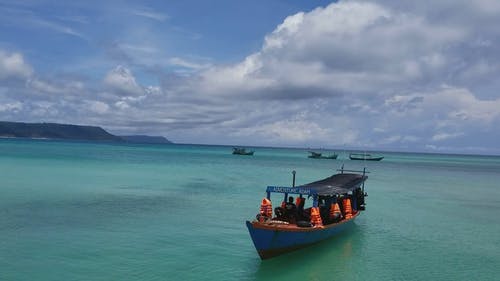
[266,173,368,196]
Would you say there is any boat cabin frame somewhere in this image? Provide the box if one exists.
[264,166,368,210]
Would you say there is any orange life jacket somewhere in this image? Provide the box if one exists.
[259,198,273,217]
[329,203,342,219]
[342,198,352,219]
[310,207,323,226]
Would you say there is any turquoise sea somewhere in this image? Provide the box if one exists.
[1,139,499,281]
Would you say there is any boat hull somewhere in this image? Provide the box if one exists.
[349,156,383,161]
[233,151,254,155]
[308,155,338,159]
[246,213,358,259]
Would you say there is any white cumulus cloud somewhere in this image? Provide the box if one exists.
[104,65,144,96]
[0,101,23,113]
[87,101,110,114]
[0,50,33,80]
[3,1,500,154]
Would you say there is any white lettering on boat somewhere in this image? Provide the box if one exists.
[267,186,311,195]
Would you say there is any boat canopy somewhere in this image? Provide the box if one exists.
[266,173,367,197]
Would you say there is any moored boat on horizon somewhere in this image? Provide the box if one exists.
[349,153,384,161]
[307,151,338,159]
[232,147,254,155]
[246,167,369,259]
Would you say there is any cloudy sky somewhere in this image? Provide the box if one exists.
[1,0,500,154]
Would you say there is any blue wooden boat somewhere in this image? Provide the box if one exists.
[246,167,368,259]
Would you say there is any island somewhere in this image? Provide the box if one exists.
[0,121,172,144]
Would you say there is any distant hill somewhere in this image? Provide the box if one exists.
[0,121,121,141]
[120,135,172,144]
[0,121,172,144]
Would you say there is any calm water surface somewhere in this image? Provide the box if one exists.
[1,139,499,281]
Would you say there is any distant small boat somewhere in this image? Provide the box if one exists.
[308,151,338,159]
[232,147,254,155]
[349,153,384,161]
[307,151,322,158]
[246,167,369,259]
